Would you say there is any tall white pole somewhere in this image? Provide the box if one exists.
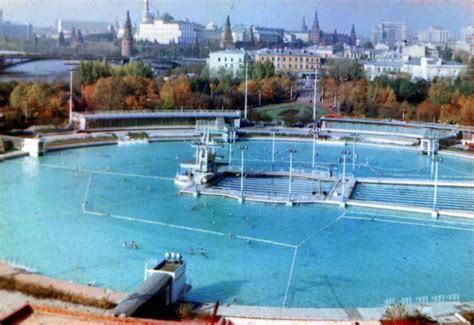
[229,143,232,164]
[342,154,346,201]
[240,149,245,198]
[352,136,356,173]
[312,67,317,122]
[272,132,275,170]
[244,61,248,121]
[69,69,73,126]
[312,132,316,172]
[288,151,293,201]
[433,159,439,211]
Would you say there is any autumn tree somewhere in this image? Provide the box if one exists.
[416,100,441,122]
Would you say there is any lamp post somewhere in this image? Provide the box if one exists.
[340,150,351,201]
[432,157,442,213]
[65,60,79,128]
[312,66,317,122]
[352,133,358,173]
[312,128,318,172]
[244,60,248,122]
[271,128,278,171]
[239,145,248,199]
[288,148,297,201]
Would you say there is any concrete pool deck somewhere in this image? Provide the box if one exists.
[2,261,473,323]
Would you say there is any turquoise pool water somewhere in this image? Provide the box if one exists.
[0,140,473,308]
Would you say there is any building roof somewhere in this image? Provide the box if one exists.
[210,49,246,55]
[256,48,321,57]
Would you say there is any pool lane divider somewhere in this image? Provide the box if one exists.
[343,215,474,232]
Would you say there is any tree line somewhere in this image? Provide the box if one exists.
[0,60,297,130]
[321,59,474,125]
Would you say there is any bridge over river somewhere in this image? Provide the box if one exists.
[0,52,205,71]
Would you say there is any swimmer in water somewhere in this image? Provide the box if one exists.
[200,248,208,258]
[123,241,128,248]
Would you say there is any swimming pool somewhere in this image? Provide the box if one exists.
[0,140,473,308]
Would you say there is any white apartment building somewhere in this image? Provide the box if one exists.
[403,57,466,80]
[137,18,196,44]
[417,26,449,45]
[209,49,248,78]
[364,57,467,81]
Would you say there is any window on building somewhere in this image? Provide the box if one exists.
[218,58,221,62]
[231,58,234,62]
[225,57,227,61]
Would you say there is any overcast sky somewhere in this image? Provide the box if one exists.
[1,0,472,38]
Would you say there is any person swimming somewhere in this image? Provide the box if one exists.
[131,240,139,250]
[200,248,208,258]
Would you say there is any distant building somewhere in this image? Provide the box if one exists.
[403,57,466,80]
[308,9,320,44]
[255,48,322,76]
[137,17,196,44]
[364,57,467,81]
[220,15,235,49]
[121,10,133,57]
[136,0,196,44]
[418,26,449,45]
[0,10,32,40]
[231,25,251,43]
[301,17,308,33]
[252,26,284,44]
[56,19,109,34]
[208,49,247,78]
[307,8,356,46]
[371,22,410,46]
[460,26,474,42]
[196,22,222,43]
[402,44,427,58]
[305,45,334,59]
[343,45,377,60]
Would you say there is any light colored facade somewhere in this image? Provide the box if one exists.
[417,26,449,45]
[371,22,410,46]
[364,61,403,80]
[255,49,321,75]
[364,57,467,81]
[231,25,251,43]
[343,46,377,60]
[208,49,247,78]
[196,23,222,43]
[460,26,474,42]
[137,19,196,44]
[402,44,427,58]
[305,45,333,58]
[403,57,466,80]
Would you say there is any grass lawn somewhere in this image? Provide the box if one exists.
[256,102,328,122]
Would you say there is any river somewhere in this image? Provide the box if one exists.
[0,59,70,82]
